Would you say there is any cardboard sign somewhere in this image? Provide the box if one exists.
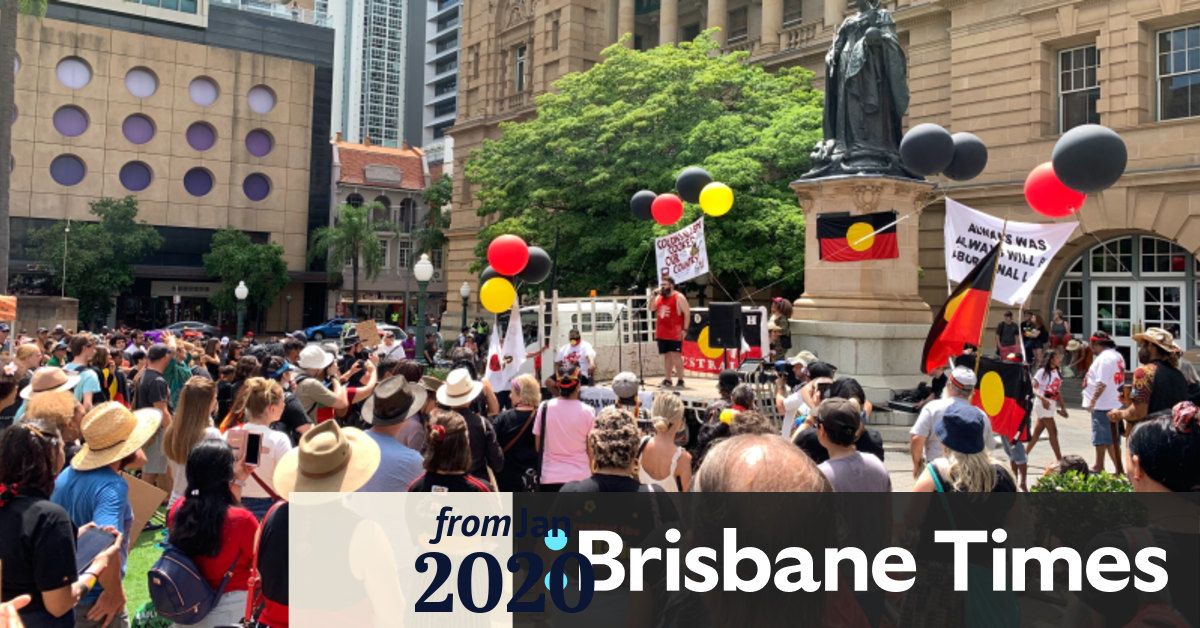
[0,296,16,321]
[355,320,381,347]
[122,472,168,542]
[655,217,709,283]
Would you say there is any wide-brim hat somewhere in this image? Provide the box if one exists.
[21,367,80,400]
[419,375,443,394]
[273,420,381,500]
[437,368,483,407]
[297,344,334,370]
[1065,339,1083,352]
[1132,327,1176,354]
[362,377,426,426]
[72,402,163,471]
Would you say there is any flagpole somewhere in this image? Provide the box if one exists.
[974,220,1008,378]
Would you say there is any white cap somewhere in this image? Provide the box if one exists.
[220,336,229,347]
[949,366,977,392]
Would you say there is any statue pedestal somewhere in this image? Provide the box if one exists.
[788,175,935,402]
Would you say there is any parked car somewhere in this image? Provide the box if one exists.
[374,323,408,341]
[165,321,222,337]
[303,318,358,340]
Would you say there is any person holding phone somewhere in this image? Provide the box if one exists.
[0,420,123,627]
[223,378,292,521]
[162,377,222,509]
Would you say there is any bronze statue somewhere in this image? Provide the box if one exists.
[804,0,914,179]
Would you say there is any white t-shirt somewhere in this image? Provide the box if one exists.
[376,341,406,360]
[780,387,804,439]
[167,426,224,508]
[1084,348,1126,411]
[910,396,994,462]
[1033,368,1063,419]
[225,423,293,499]
[555,341,595,376]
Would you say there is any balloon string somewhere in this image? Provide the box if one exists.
[1076,210,1132,274]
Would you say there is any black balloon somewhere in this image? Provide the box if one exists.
[630,190,656,221]
[675,167,713,204]
[899,123,954,176]
[942,132,989,181]
[517,246,553,284]
[480,265,502,283]
[1052,124,1127,194]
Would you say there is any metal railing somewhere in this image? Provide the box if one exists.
[210,0,333,27]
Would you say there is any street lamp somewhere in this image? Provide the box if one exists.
[285,294,293,332]
[235,281,249,340]
[61,221,70,298]
[413,254,434,365]
[459,281,471,332]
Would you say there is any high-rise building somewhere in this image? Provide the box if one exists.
[423,0,460,164]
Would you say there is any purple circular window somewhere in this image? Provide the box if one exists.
[119,162,152,191]
[125,68,158,98]
[247,85,276,114]
[186,122,216,151]
[56,57,91,89]
[50,155,85,186]
[183,168,213,197]
[242,174,271,201]
[245,130,273,157]
[52,106,89,137]
[122,114,155,145]
[189,77,218,106]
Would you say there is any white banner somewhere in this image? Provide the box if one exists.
[944,198,1078,305]
[655,217,709,284]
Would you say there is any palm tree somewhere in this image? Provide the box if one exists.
[0,0,49,294]
[308,202,394,318]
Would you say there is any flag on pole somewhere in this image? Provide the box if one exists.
[920,242,1001,374]
[956,355,1033,441]
[485,305,526,393]
[817,211,900,262]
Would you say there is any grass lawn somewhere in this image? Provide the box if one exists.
[123,512,166,615]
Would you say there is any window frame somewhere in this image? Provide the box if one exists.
[1156,23,1200,121]
[1058,43,1100,133]
[514,44,527,93]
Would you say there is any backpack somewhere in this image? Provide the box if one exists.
[147,542,240,625]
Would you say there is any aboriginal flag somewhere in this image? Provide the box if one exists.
[921,243,1001,374]
[817,211,900,262]
[956,355,1033,441]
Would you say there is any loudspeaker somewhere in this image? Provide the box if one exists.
[708,302,742,349]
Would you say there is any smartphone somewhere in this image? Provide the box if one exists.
[75,527,117,574]
[244,432,262,466]
[817,381,832,398]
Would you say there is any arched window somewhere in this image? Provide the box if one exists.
[399,198,417,233]
[347,193,364,208]
[373,195,391,224]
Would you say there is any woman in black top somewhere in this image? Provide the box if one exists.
[0,420,121,627]
[492,374,542,491]
[408,410,493,492]
[201,338,222,380]
[561,408,662,493]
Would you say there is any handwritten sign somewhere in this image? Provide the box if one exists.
[355,320,381,347]
[0,296,16,321]
[655,217,709,283]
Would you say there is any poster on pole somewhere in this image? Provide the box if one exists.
[655,218,709,283]
[944,198,1078,305]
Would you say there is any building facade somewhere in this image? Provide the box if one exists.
[450,0,1200,363]
[330,139,448,323]
[11,0,335,330]
[423,0,461,153]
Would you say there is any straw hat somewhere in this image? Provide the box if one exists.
[272,421,381,500]
[20,367,80,400]
[436,368,483,407]
[72,402,163,471]
[361,377,426,426]
[1132,327,1176,354]
[1065,339,1083,352]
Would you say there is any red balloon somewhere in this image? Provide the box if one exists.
[1024,162,1086,218]
[651,193,684,225]
[487,234,530,276]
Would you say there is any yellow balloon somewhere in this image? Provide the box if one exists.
[480,277,516,314]
[699,182,734,216]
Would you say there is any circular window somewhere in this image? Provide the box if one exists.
[247,85,276,114]
[125,67,158,98]
[186,122,216,151]
[183,168,213,197]
[189,77,219,107]
[243,174,271,201]
[52,106,89,137]
[244,130,273,157]
[119,161,152,192]
[122,114,155,145]
[55,57,92,89]
[50,155,86,186]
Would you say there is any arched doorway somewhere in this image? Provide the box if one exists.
[1052,235,1196,365]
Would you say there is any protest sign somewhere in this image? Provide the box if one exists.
[655,217,708,283]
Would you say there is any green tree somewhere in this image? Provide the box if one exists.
[464,33,822,297]
[308,202,392,316]
[1,0,51,292]
[202,228,290,326]
[415,174,452,256]
[29,196,164,324]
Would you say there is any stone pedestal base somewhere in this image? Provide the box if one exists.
[790,319,928,405]
[14,296,78,334]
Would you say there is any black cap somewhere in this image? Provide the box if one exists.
[806,361,837,380]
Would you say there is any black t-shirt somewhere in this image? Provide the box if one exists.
[996,321,1019,346]
[930,373,948,398]
[0,493,78,627]
[560,474,664,493]
[407,472,493,492]
[257,503,288,605]
[793,426,885,464]
[273,392,312,446]
[492,408,539,491]
[135,368,170,411]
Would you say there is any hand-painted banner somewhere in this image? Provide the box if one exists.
[944,198,1077,305]
[682,306,768,374]
[655,217,708,284]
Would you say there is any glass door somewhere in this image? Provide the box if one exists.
[1092,282,1134,366]
[1092,281,1187,367]
[1140,283,1185,349]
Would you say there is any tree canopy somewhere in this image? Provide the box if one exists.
[308,202,391,310]
[202,228,289,317]
[29,196,163,324]
[464,33,823,297]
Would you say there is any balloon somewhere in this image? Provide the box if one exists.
[480,277,517,314]
[480,265,503,283]
[675,167,713,204]
[651,193,684,225]
[942,132,988,181]
[899,123,954,176]
[1024,162,1086,218]
[517,246,552,284]
[630,190,656,221]
[699,182,734,216]
[487,234,529,276]
[1052,124,1127,194]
